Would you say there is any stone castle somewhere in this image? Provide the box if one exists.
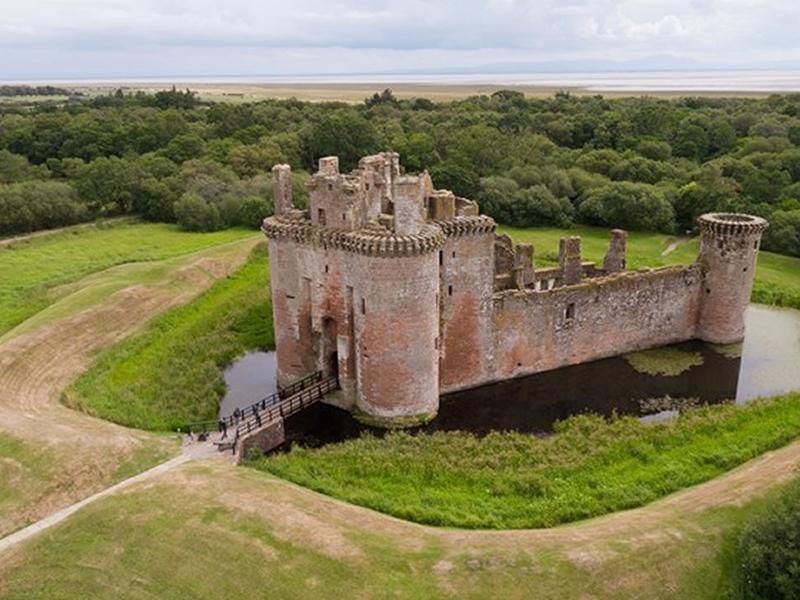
[262,152,768,427]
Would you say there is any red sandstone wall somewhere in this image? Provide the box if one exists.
[697,231,762,344]
[441,266,703,391]
[351,252,440,421]
[438,232,495,391]
[269,236,439,422]
[268,238,316,387]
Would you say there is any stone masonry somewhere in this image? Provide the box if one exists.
[262,152,768,427]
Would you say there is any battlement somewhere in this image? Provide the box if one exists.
[263,152,767,426]
[698,213,769,237]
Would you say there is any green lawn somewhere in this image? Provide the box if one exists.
[0,220,256,337]
[0,459,794,599]
[250,394,800,529]
[64,244,273,431]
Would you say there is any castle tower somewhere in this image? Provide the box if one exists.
[696,213,768,344]
[263,154,444,427]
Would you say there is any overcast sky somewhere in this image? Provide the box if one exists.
[2,0,800,80]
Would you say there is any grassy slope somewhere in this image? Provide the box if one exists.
[252,394,800,529]
[64,244,273,431]
[0,460,792,600]
[0,220,255,337]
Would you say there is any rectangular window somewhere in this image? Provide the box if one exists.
[448,285,453,296]
[434,337,439,350]
[565,302,576,323]
[439,250,443,265]
[361,298,366,315]
[324,265,329,273]
[318,208,326,226]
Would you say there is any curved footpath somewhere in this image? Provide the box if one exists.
[0,237,259,536]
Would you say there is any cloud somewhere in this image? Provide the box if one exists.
[0,0,798,78]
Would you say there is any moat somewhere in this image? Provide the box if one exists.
[221,304,800,447]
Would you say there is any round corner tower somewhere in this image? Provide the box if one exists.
[696,212,768,344]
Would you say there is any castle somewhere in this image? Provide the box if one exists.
[262,153,768,427]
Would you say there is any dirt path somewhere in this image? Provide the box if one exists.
[661,235,691,256]
[0,237,258,535]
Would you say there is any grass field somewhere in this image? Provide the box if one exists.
[0,220,256,338]
[250,393,800,529]
[1,456,795,600]
[64,244,273,431]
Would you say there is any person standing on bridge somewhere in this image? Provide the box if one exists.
[218,419,227,439]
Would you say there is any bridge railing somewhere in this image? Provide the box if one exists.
[180,370,325,436]
[231,375,339,455]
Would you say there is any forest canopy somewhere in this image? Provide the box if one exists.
[1,88,800,256]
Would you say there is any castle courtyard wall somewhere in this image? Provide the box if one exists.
[440,265,704,393]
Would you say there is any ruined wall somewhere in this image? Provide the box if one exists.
[487,266,703,383]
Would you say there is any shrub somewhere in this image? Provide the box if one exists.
[736,478,800,599]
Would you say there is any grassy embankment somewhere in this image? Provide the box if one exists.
[0,219,256,339]
[0,457,797,600]
[64,244,273,431]
[251,394,800,529]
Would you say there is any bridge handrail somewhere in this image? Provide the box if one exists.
[178,370,325,434]
[231,375,339,454]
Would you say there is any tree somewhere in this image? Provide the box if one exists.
[72,156,144,214]
[173,192,223,232]
[510,185,574,228]
[579,182,675,232]
[0,150,45,183]
[477,176,520,223]
[301,110,380,171]
[365,88,398,108]
[762,208,800,256]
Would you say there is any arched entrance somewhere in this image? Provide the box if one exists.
[321,317,339,378]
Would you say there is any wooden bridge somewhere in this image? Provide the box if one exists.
[183,371,339,461]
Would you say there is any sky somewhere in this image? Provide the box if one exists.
[1,0,800,80]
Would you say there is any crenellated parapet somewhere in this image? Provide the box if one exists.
[697,213,768,238]
[262,215,445,258]
[433,215,496,237]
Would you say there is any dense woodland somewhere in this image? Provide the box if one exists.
[2,87,800,256]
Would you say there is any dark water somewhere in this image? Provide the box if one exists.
[220,304,800,448]
[219,351,278,418]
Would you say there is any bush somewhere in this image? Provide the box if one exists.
[736,478,800,599]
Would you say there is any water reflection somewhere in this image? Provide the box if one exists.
[219,351,277,419]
